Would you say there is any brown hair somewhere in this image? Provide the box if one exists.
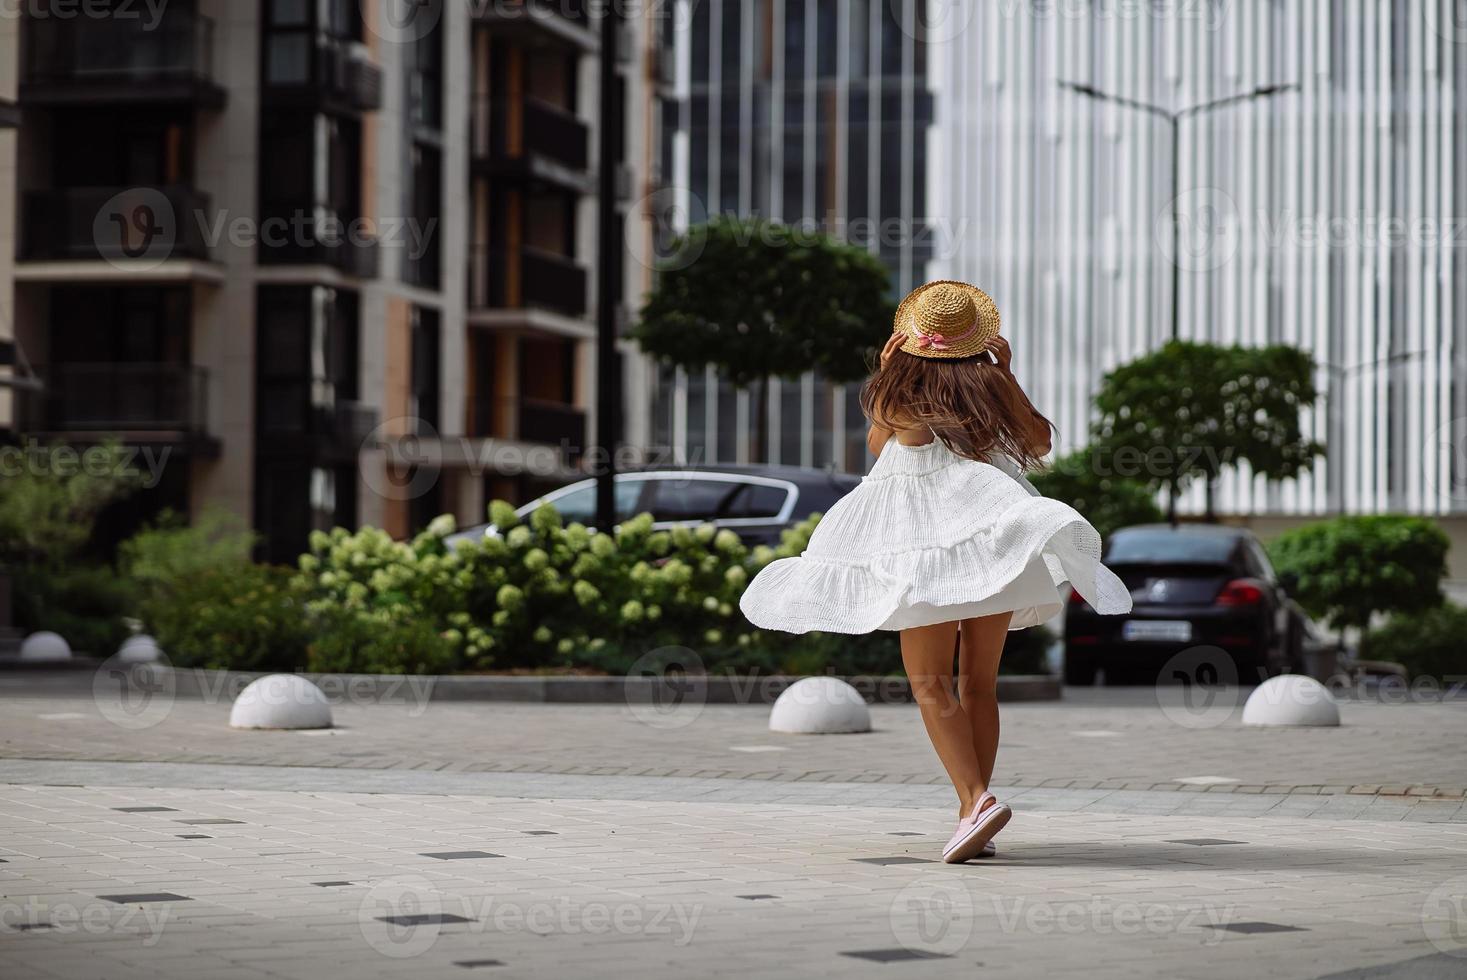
[860,350,1055,470]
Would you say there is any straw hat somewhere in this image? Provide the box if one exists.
[892,280,1001,360]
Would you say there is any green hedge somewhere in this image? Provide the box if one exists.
[1360,604,1467,683]
[137,503,1053,677]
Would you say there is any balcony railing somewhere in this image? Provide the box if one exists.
[468,396,586,450]
[473,0,593,41]
[313,400,380,459]
[519,398,587,450]
[256,210,380,278]
[21,10,223,107]
[264,40,382,113]
[39,363,209,434]
[473,94,590,177]
[22,186,213,262]
[468,245,587,317]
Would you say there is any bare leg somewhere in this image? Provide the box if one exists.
[957,613,1013,792]
[900,620,986,818]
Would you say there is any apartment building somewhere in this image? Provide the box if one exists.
[650,0,934,473]
[0,0,656,562]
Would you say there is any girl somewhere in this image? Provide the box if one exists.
[740,280,1131,863]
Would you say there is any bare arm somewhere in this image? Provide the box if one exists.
[990,337,1052,458]
[865,333,906,459]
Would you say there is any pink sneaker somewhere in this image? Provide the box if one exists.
[942,792,1010,864]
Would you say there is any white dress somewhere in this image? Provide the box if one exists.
[740,436,1133,633]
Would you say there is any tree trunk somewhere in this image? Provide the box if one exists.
[1166,481,1179,526]
[1204,476,1217,523]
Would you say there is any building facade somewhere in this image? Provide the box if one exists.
[650,0,934,473]
[929,0,1466,553]
[0,0,658,562]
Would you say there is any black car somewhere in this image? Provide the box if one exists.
[1064,524,1310,686]
[446,465,862,548]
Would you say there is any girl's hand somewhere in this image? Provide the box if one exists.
[990,336,1014,374]
[879,332,905,370]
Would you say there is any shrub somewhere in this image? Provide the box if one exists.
[306,611,458,675]
[119,509,256,599]
[139,563,311,672]
[1269,516,1450,633]
[1029,449,1164,541]
[1360,604,1467,683]
[14,565,135,656]
[2,441,143,650]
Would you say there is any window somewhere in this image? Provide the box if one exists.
[410,307,441,432]
[1105,532,1238,566]
[543,481,643,523]
[723,483,789,519]
[648,478,741,522]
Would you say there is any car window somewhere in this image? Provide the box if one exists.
[1244,540,1275,581]
[1105,531,1237,564]
[538,480,644,522]
[647,478,741,521]
[723,483,789,519]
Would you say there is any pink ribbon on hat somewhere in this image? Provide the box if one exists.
[913,318,980,351]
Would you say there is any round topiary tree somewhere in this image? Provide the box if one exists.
[633,215,894,460]
[1268,515,1450,644]
[1090,341,1323,521]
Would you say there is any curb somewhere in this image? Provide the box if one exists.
[135,667,1062,705]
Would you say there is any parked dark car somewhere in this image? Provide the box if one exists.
[446,465,862,549]
[1064,524,1311,686]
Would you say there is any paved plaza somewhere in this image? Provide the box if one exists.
[2,675,1467,978]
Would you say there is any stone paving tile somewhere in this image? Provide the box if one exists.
[3,780,1466,980]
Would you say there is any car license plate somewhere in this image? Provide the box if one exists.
[1122,620,1193,643]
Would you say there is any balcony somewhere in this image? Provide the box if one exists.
[264,40,382,114]
[473,95,591,190]
[469,396,586,451]
[469,245,587,317]
[22,186,213,263]
[314,400,381,461]
[473,0,596,50]
[31,363,215,452]
[21,10,224,109]
[257,210,380,279]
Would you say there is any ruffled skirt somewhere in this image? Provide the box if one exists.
[739,438,1133,634]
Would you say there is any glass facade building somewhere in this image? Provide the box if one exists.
[650,0,934,473]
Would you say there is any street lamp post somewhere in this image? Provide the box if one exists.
[594,4,623,532]
[1058,81,1297,344]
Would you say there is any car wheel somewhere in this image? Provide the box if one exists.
[1063,648,1097,686]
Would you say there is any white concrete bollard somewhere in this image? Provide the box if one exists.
[769,676,871,734]
[1241,674,1341,727]
[229,674,333,730]
[117,635,163,664]
[19,631,72,662]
